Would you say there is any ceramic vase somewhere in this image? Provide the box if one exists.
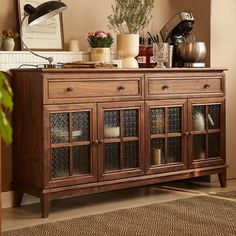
[2,38,15,51]
[117,34,139,68]
[90,47,111,63]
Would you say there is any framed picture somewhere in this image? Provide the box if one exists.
[17,0,65,51]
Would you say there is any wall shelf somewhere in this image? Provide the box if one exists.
[0,51,89,72]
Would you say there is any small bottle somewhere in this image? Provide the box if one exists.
[146,38,156,68]
[136,37,146,68]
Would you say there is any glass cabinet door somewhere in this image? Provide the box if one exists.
[146,100,187,174]
[189,98,225,168]
[98,102,144,181]
[44,104,97,187]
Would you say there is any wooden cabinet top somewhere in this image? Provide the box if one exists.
[11,67,227,75]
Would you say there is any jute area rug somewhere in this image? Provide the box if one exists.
[3,191,236,236]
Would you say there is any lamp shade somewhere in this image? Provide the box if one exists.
[24,1,67,26]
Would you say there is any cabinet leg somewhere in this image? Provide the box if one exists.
[14,191,24,207]
[41,195,51,218]
[218,169,227,187]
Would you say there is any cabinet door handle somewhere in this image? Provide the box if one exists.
[184,131,190,136]
[204,84,210,89]
[93,140,99,145]
[118,85,125,90]
[162,85,169,90]
[66,87,74,92]
[93,139,104,145]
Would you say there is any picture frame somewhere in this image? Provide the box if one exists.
[17,0,65,51]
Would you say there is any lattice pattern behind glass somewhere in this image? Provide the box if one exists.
[73,145,90,175]
[124,141,138,168]
[151,108,165,134]
[208,105,220,130]
[105,143,120,171]
[208,133,221,158]
[104,110,120,138]
[51,113,69,143]
[151,138,165,165]
[72,112,90,142]
[123,109,138,137]
[167,107,181,133]
[193,135,206,160]
[192,106,206,131]
[167,137,181,163]
[51,147,70,178]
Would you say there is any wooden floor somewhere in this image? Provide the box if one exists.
[2,178,236,232]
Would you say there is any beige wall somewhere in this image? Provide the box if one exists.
[211,0,236,179]
[0,0,18,31]
[60,0,211,59]
[0,0,210,52]
[62,0,174,51]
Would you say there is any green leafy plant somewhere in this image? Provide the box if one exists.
[107,0,154,34]
[0,72,13,144]
[87,30,114,48]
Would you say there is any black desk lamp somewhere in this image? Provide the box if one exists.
[20,1,67,68]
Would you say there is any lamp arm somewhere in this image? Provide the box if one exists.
[20,14,54,64]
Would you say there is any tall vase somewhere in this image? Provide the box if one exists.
[2,38,15,51]
[90,47,111,63]
[117,34,139,68]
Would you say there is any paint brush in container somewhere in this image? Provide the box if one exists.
[148,32,157,43]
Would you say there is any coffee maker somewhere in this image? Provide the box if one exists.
[160,12,195,67]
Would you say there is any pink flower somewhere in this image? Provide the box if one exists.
[88,32,95,36]
[96,30,106,35]
[98,32,107,38]
[87,30,113,47]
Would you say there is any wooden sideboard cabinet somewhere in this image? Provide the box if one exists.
[11,68,227,218]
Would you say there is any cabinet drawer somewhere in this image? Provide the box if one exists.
[44,78,143,103]
[147,77,224,98]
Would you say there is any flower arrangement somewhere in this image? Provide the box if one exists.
[87,30,114,48]
[107,0,154,34]
[2,29,19,40]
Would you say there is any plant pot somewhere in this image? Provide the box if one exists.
[2,38,15,51]
[117,34,139,68]
[90,47,111,63]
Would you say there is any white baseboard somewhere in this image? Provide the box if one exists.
[1,191,40,209]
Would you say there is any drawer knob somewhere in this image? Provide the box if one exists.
[204,84,210,89]
[66,87,74,92]
[162,85,169,90]
[118,85,125,90]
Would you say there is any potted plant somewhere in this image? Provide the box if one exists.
[107,0,154,68]
[0,72,13,145]
[87,30,114,63]
[1,29,19,51]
